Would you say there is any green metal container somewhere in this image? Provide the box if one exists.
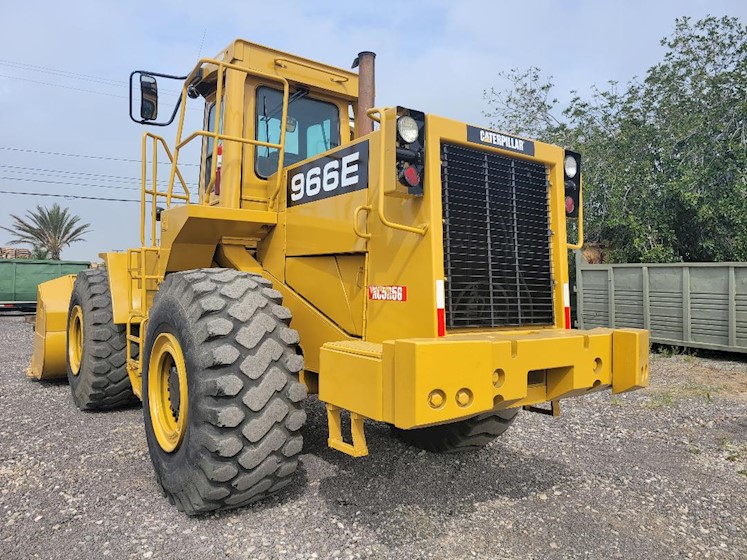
[0,259,90,310]
[576,252,747,354]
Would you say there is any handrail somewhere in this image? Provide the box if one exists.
[566,185,584,250]
[141,133,191,246]
[140,57,291,245]
[165,57,291,211]
[353,205,372,239]
[274,57,350,84]
[176,130,283,152]
[365,108,381,123]
[370,107,428,236]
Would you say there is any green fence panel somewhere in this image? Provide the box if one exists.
[576,253,747,354]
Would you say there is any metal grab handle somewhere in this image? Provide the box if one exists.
[353,205,372,239]
[365,108,382,123]
[274,57,349,84]
[377,194,429,236]
[566,186,584,250]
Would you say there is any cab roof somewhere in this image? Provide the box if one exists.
[215,39,360,101]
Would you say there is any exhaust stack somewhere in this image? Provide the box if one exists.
[353,51,376,138]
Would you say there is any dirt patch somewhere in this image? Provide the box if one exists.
[649,353,747,402]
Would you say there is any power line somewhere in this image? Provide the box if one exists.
[0,146,201,166]
[0,71,199,112]
[0,58,184,94]
[1,176,197,202]
[0,59,126,86]
[0,189,139,202]
[0,73,128,99]
[0,175,139,191]
[197,29,207,58]
[0,164,195,187]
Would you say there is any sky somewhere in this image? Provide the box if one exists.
[1,0,745,261]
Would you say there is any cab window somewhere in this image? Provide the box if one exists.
[255,86,340,179]
[203,100,224,191]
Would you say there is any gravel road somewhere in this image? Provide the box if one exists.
[1,315,746,559]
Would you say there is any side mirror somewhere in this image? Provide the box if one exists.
[140,74,158,121]
[129,70,187,127]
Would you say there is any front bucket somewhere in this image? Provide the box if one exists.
[28,275,76,380]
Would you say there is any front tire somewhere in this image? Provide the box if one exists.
[66,269,138,410]
[142,269,307,515]
[393,409,520,453]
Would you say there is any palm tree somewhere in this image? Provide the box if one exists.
[1,204,91,260]
[30,245,50,259]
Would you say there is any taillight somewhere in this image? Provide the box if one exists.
[399,164,420,188]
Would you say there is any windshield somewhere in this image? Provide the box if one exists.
[255,86,341,179]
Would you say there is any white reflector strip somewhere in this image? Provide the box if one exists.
[436,279,445,309]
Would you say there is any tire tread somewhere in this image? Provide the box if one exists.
[68,269,138,411]
[144,268,307,516]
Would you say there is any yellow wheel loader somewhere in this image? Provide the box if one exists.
[28,40,649,515]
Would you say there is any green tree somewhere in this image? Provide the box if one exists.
[1,203,91,260]
[484,16,747,262]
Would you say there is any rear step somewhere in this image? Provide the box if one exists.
[320,341,383,457]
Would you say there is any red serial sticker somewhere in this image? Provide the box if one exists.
[368,285,407,302]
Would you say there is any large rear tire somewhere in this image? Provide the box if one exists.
[142,269,307,515]
[66,269,138,410]
[393,409,520,453]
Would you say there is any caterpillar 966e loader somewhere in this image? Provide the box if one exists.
[28,40,649,515]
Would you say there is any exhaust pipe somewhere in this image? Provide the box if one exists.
[353,51,376,138]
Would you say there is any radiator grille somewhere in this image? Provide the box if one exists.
[441,142,554,328]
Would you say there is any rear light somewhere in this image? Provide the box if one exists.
[395,107,425,196]
[399,164,420,187]
[564,150,580,218]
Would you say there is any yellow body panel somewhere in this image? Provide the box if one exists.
[284,137,372,256]
[28,275,76,380]
[320,341,384,420]
[160,205,276,271]
[286,255,365,336]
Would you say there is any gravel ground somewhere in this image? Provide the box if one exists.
[1,315,746,560]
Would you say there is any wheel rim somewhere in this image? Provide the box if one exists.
[148,332,189,453]
[68,305,84,376]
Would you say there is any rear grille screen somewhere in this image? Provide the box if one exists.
[441,142,554,328]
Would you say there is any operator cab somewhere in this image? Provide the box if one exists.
[129,39,359,210]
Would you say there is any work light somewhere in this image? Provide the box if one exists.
[564,154,578,179]
[397,116,419,144]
